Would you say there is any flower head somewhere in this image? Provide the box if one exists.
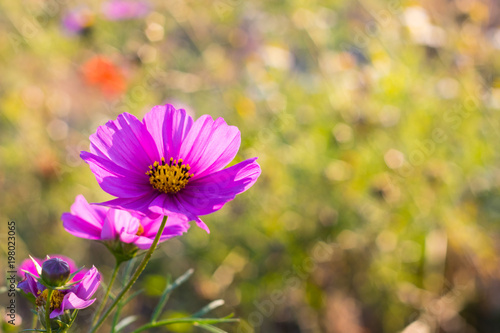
[62,195,189,261]
[80,104,261,232]
[17,256,101,319]
[102,0,150,21]
[41,258,71,287]
[18,255,86,281]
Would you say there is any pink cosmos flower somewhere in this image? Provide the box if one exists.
[61,195,189,251]
[17,256,101,319]
[80,104,261,232]
[102,0,150,21]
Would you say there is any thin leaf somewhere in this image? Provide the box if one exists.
[192,300,225,318]
[122,257,137,287]
[123,288,145,306]
[195,324,228,333]
[20,330,46,332]
[111,289,144,333]
[151,268,194,322]
[67,266,86,281]
[29,255,42,275]
[115,315,139,332]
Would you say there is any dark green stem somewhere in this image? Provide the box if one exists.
[89,215,168,333]
[45,289,53,333]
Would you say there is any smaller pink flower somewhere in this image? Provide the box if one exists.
[62,195,189,254]
[17,256,101,319]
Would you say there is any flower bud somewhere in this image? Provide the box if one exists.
[41,258,71,287]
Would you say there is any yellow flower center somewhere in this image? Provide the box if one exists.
[146,157,194,194]
[35,289,65,311]
[136,224,144,236]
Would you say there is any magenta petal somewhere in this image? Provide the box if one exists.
[180,158,261,216]
[99,193,159,213]
[50,293,95,318]
[81,152,151,198]
[143,104,194,160]
[89,113,159,172]
[71,269,89,283]
[101,209,139,241]
[62,212,101,240]
[73,266,101,300]
[149,194,188,217]
[149,195,211,233]
[132,236,154,249]
[71,195,107,229]
[18,274,39,295]
[180,116,241,178]
[141,214,189,236]
[62,196,104,240]
[17,258,42,278]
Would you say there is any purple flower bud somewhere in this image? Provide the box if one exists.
[41,258,71,287]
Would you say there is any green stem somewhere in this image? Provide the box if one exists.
[31,311,38,329]
[89,215,168,333]
[45,289,54,333]
[91,261,121,326]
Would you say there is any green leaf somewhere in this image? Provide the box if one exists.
[195,324,228,333]
[192,300,225,318]
[111,289,145,333]
[29,255,42,275]
[121,257,138,287]
[115,315,139,332]
[150,268,194,322]
[66,266,86,282]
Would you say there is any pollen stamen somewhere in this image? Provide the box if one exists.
[136,224,144,236]
[146,157,193,194]
[35,289,65,311]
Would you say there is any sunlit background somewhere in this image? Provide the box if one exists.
[2,0,500,332]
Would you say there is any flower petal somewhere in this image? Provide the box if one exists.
[62,195,106,240]
[17,274,39,295]
[180,116,241,178]
[81,152,152,198]
[148,194,211,232]
[69,195,107,228]
[99,193,159,213]
[179,158,261,216]
[148,194,187,218]
[50,293,95,318]
[101,208,140,241]
[143,104,194,160]
[89,112,159,172]
[73,266,101,300]
[141,214,190,237]
[17,258,43,278]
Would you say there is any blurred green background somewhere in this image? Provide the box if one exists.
[2,0,500,332]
